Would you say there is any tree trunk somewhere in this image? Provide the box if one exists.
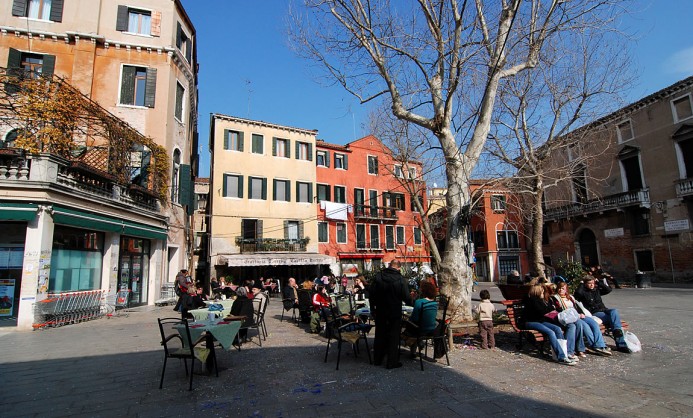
[530,180,545,278]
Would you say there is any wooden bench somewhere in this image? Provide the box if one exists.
[502,299,629,355]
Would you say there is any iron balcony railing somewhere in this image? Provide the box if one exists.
[234,237,309,253]
[353,204,398,221]
[544,188,650,221]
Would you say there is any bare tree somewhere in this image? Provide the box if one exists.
[485,31,634,276]
[290,0,628,319]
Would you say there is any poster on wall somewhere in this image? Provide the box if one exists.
[341,264,359,277]
[0,278,15,317]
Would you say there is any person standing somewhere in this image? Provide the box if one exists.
[369,260,410,369]
[475,289,496,349]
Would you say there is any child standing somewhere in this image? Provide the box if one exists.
[476,289,496,349]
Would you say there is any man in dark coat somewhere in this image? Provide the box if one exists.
[369,260,410,369]
[574,275,629,352]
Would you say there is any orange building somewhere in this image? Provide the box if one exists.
[429,180,530,282]
[316,136,430,277]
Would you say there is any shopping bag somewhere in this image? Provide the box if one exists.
[624,331,642,353]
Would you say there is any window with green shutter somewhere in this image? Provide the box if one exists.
[120,65,156,107]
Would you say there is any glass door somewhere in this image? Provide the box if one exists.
[118,237,150,306]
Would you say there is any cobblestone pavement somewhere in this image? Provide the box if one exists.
[1,286,691,417]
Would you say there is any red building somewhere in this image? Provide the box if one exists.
[429,180,530,282]
[316,136,430,277]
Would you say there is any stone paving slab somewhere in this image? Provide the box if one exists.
[1,287,692,417]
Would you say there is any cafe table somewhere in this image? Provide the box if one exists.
[175,319,242,373]
[187,299,235,322]
[354,304,414,318]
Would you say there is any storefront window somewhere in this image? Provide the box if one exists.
[119,237,150,306]
[50,226,104,292]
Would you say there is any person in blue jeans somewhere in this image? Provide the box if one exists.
[523,284,577,366]
[574,276,630,353]
[552,281,611,357]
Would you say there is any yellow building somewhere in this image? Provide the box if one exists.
[209,115,333,282]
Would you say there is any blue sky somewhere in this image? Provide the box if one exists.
[181,0,693,177]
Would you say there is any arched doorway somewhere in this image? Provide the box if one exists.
[578,229,599,267]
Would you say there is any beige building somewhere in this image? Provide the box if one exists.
[542,76,693,282]
[209,115,333,283]
[0,0,198,328]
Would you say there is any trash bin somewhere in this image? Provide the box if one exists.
[635,272,651,288]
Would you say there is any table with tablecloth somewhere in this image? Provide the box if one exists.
[187,299,235,322]
[176,319,241,351]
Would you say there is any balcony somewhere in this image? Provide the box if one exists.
[234,237,309,253]
[675,178,693,198]
[353,204,398,222]
[0,152,161,214]
[544,188,650,221]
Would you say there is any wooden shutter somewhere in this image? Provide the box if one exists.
[308,183,313,203]
[116,5,129,31]
[120,66,135,105]
[261,178,267,200]
[176,22,182,49]
[5,48,21,94]
[343,154,348,170]
[295,142,300,160]
[238,132,244,152]
[12,0,27,16]
[256,220,263,239]
[272,138,277,156]
[272,179,277,200]
[222,174,228,196]
[285,180,291,202]
[144,67,157,108]
[283,220,288,239]
[185,39,192,63]
[325,150,330,167]
[286,140,291,158]
[179,164,192,213]
[308,143,313,161]
[41,54,55,76]
[299,221,305,239]
[237,175,243,198]
[150,11,162,36]
[49,0,64,22]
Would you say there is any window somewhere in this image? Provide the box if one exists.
[297,181,312,203]
[367,156,378,175]
[336,223,347,243]
[616,120,634,143]
[413,227,422,245]
[296,141,312,161]
[631,209,650,236]
[491,195,506,212]
[223,129,244,151]
[174,81,184,122]
[316,150,329,167]
[273,179,290,202]
[171,149,180,202]
[318,222,328,243]
[676,138,693,178]
[370,225,380,248]
[248,177,267,200]
[130,144,151,188]
[497,230,519,249]
[392,193,405,211]
[572,165,588,203]
[621,155,644,191]
[12,0,63,22]
[498,256,520,276]
[385,225,395,250]
[672,94,693,123]
[354,188,365,215]
[176,22,192,62]
[116,6,160,36]
[285,221,301,241]
[334,186,346,204]
[120,65,156,107]
[242,219,261,240]
[369,190,378,217]
[6,49,55,90]
[394,165,403,178]
[408,167,416,180]
[410,194,424,212]
[634,249,654,272]
[273,138,290,158]
[356,224,366,249]
[473,230,485,249]
[223,174,243,198]
[396,226,405,244]
[251,134,263,154]
[334,153,348,169]
[317,184,330,203]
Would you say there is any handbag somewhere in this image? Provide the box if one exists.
[624,331,642,353]
[557,307,580,325]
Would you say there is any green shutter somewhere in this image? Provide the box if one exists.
[6,48,21,94]
[49,0,63,22]
[308,183,313,202]
[272,138,277,156]
[308,143,313,161]
[325,150,330,167]
[283,220,288,239]
[42,54,55,76]
[238,175,244,198]
[185,39,192,63]
[179,163,191,205]
[223,129,229,150]
[286,180,291,202]
[238,132,244,152]
[144,67,157,108]
[261,178,267,200]
[116,5,129,31]
[223,174,228,196]
[12,0,27,16]
[344,154,348,170]
[248,177,252,198]
[120,66,135,105]
[272,179,277,200]
[299,221,305,239]
[286,140,291,158]
[256,219,263,239]
[295,142,300,160]
[176,22,182,48]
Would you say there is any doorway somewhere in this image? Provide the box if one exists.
[578,229,599,267]
[118,237,150,306]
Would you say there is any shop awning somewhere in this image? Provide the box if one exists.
[52,206,168,240]
[220,253,335,267]
[0,202,38,221]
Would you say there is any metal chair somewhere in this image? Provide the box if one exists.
[157,317,218,391]
[323,306,372,370]
[414,295,451,371]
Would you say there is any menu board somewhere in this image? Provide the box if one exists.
[0,278,15,317]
